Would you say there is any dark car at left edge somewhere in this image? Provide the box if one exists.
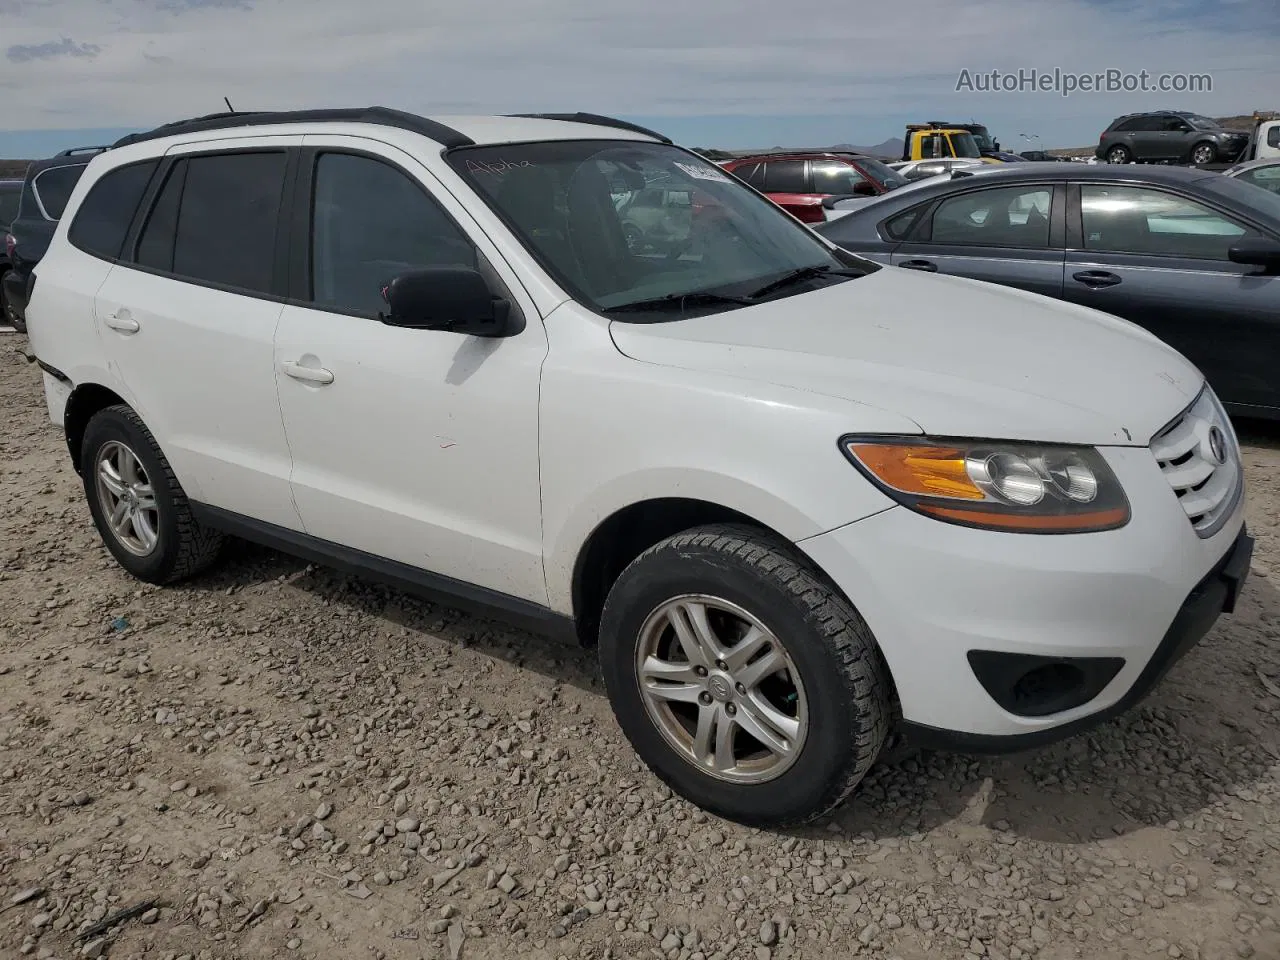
[3,147,105,332]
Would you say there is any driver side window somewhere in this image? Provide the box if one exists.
[311,152,476,317]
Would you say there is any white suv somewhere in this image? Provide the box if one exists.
[27,107,1253,826]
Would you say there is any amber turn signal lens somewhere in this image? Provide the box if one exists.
[846,443,985,500]
[916,504,1130,533]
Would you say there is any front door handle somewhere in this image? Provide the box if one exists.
[103,310,139,334]
[1072,270,1123,289]
[898,259,938,272]
[281,360,335,385]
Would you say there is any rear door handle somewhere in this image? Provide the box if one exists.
[281,360,335,385]
[103,309,139,334]
[898,259,938,272]
[1072,270,1123,289]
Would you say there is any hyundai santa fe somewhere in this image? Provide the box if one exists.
[25,107,1252,826]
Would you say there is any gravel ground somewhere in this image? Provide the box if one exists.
[1,334,1278,960]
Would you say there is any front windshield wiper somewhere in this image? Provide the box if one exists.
[606,290,753,314]
[745,265,862,300]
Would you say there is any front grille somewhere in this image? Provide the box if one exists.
[1149,387,1242,539]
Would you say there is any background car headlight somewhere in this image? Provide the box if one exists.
[841,437,1130,534]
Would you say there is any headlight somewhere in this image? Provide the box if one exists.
[841,437,1130,534]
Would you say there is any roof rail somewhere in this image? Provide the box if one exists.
[110,107,475,150]
[55,146,109,157]
[505,112,672,144]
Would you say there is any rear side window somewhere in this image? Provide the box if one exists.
[32,164,87,219]
[68,161,158,261]
[132,151,287,294]
[763,161,806,193]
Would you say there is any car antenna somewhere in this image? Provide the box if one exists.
[224,96,235,113]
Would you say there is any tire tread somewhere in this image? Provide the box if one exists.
[612,522,890,826]
[90,404,223,583]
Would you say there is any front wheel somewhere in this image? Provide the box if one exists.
[1106,145,1132,164]
[598,524,891,827]
[1190,141,1217,165]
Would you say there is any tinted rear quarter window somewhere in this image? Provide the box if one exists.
[132,151,287,294]
[733,163,766,189]
[68,161,158,261]
[32,164,88,220]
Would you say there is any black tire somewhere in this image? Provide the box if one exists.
[1190,141,1217,166]
[1105,145,1132,164]
[81,404,224,584]
[0,272,24,333]
[598,524,891,827]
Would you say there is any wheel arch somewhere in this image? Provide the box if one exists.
[569,497,791,646]
[64,382,128,474]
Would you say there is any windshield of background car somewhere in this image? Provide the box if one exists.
[1188,115,1222,131]
[450,140,866,314]
[968,128,995,151]
[951,133,982,159]
[854,156,908,189]
[0,187,19,225]
[1203,171,1280,222]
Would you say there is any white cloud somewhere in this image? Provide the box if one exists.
[0,0,1276,131]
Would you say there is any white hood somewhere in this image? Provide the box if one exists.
[610,268,1203,446]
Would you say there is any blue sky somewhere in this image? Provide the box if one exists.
[1,0,1278,158]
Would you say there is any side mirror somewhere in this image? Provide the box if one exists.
[1228,238,1280,273]
[851,180,877,197]
[381,267,513,337]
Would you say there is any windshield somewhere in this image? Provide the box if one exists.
[0,186,19,226]
[950,132,982,159]
[966,127,995,152]
[1187,115,1222,131]
[853,156,908,189]
[1204,171,1280,221]
[450,141,872,316]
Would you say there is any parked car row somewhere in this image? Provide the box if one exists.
[815,162,1280,419]
[23,106,1251,828]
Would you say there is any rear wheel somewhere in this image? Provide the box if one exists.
[599,524,890,826]
[1106,145,1132,164]
[81,405,224,584]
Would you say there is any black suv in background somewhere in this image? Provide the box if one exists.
[1096,111,1249,166]
[2,147,104,332]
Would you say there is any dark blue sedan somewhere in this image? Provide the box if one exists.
[816,164,1280,419]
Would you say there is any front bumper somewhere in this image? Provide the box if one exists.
[798,445,1249,744]
[904,526,1251,753]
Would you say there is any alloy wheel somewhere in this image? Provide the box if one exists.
[94,440,160,556]
[635,594,809,784]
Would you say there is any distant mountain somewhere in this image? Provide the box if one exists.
[0,159,31,179]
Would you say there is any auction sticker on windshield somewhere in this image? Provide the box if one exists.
[674,161,731,183]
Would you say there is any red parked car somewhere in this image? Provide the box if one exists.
[720,152,908,224]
